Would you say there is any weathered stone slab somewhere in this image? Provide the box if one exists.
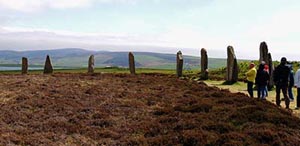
[44,55,53,74]
[176,51,183,77]
[22,57,28,75]
[88,55,95,74]
[259,42,268,62]
[226,46,238,83]
[259,42,274,89]
[201,48,208,80]
[267,53,274,89]
[128,52,135,75]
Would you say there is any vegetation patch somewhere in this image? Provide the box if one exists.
[0,73,299,145]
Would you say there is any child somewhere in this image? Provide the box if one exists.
[264,64,269,97]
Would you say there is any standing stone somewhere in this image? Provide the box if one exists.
[176,51,183,77]
[226,46,238,83]
[259,42,268,63]
[44,55,53,74]
[259,42,274,89]
[21,57,28,75]
[267,53,274,89]
[128,52,135,75]
[200,48,208,80]
[88,55,95,73]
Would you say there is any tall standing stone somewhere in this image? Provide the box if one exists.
[128,52,135,75]
[259,42,268,63]
[44,55,53,74]
[226,46,238,83]
[200,48,208,80]
[176,51,183,77]
[88,55,95,74]
[22,57,28,75]
[259,42,274,89]
[268,53,274,89]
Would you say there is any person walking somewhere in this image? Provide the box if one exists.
[245,63,256,98]
[288,64,294,102]
[255,63,270,100]
[294,64,300,109]
[273,57,291,109]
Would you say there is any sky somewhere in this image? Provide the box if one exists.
[0,0,299,60]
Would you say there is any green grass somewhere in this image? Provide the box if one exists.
[135,55,165,64]
[0,67,189,75]
[0,64,43,67]
[204,80,247,93]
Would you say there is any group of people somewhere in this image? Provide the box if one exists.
[245,61,270,100]
[246,57,300,109]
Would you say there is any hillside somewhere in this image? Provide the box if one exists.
[0,73,299,145]
[0,48,227,69]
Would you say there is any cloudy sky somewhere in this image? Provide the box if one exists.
[0,0,299,60]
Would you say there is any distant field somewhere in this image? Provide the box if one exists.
[0,49,230,69]
[0,67,196,75]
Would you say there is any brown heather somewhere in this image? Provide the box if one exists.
[0,73,299,145]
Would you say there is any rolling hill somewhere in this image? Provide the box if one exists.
[0,48,228,69]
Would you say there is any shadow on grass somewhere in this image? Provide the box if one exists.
[222,81,238,85]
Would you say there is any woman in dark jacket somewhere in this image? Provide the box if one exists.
[288,65,294,101]
[256,63,270,100]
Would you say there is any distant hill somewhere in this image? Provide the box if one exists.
[0,48,228,69]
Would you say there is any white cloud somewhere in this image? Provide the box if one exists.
[238,6,300,60]
[0,0,140,12]
[1,24,299,60]
[0,26,217,57]
[0,0,300,61]
[47,0,94,9]
[0,0,96,12]
[246,8,300,39]
[0,26,168,50]
[0,0,44,12]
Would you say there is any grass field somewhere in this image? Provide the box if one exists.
[0,67,200,75]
